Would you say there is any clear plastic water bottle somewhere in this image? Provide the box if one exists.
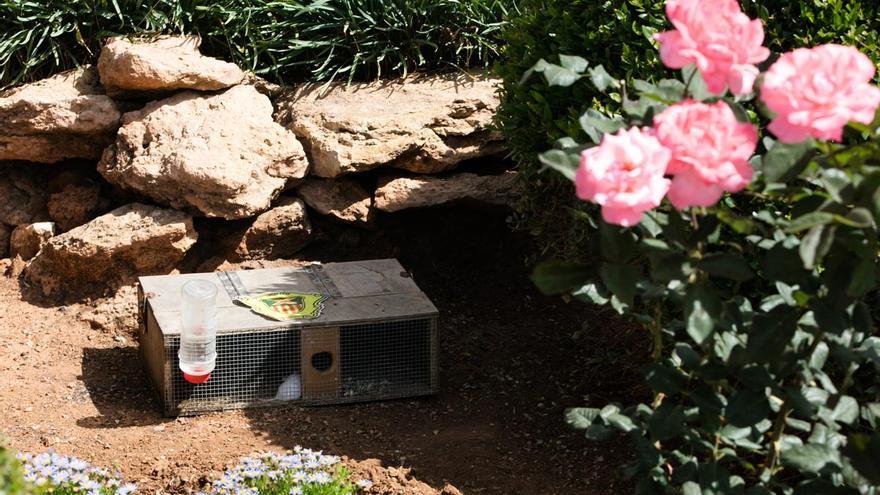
[179,279,218,384]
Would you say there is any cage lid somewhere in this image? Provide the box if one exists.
[139,259,438,335]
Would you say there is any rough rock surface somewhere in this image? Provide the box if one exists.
[0,224,9,258]
[276,73,504,178]
[374,172,518,212]
[0,68,121,163]
[24,203,197,300]
[10,222,55,260]
[98,36,245,98]
[78,284,138,334]
[48,183,105,232]
[297,178,374,225]
[99,86,308,219]
[231,197,312,261]
[0,166,48,226]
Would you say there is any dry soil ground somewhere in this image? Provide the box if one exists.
[0,205,647,494]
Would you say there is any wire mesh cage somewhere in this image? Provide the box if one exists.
[138,259,439,416]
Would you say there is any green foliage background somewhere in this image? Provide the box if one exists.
[0,0,517,89]
[496,0,880,262]
[0,443,25,495]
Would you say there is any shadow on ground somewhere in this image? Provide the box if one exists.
[78,346,168,428]
[241,204,649,494]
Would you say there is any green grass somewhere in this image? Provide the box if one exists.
[0,0,517,89]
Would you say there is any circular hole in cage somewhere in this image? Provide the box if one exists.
[311,352,333,372]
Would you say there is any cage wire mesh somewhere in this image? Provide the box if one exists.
[164,318,436,415]
[141,260,438,416]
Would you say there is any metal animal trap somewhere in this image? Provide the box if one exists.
[137,259,439,416]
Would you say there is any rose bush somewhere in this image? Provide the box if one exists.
[528,0,880,492]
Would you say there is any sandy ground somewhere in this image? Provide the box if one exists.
[0,206,647,494]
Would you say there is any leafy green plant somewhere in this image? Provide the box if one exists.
[496,0,880,262]
[202,449,362,495]
[0,441,27,495]
[525,4,880,492]
[0,0,517,89]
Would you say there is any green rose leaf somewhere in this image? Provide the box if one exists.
[847,257,878,297]
[780,443,842,474]
[685,284,721,345]
[762,242,807,284]
[697,253,755,281]
[521,57,585,87]
[588,65,618,92]
[798,224,836,270]
[648,404,685,441]
[599,263,639,307]
[744,306,799,364]
[761,140,815,183]
[600,222,638,262]
[681,65,712,101]
[646,363,688,394]
[538,149,579,181]
[606,413,636,432]
[726,389,771,427]
[571,283,611,305]
[843,433,880,485]
[829,396,859,425]
[785,211,836,233]
[579,109,625,143]
[558,54,589,73]
[531,260,591,295]
[820,168,853,203]
[565,407,600,429]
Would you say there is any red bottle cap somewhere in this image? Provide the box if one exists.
[183,372,211,384]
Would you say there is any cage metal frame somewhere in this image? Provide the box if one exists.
[138,260,439,417]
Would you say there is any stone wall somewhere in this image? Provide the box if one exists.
[0,36,515,301]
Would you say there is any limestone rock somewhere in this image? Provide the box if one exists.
[276,73,505,177]
[98,36,245,98]
[0,166,48,226]
[24,203,197,300]
[243,72,284,98]
[297,178,374,225]
[10,222,56,260]
[48,183,105,232]
[374,172,518,212]
[0,68,121,163]
[78,285,138,334]
[232,197,312,261]
[0,224,9,258]
[99,86,308,219]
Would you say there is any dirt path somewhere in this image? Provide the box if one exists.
[0,206,646,494]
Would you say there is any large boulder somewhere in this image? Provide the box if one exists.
[0,224,9,258]
[24,203,197,300]
[374,172,519,212]
[297,178,374,225]
[276,73,505,178]
[0,165,48,226]
[99,85,309,219]
[98,36,245,98]
[78,284,138,334]
[0,68,121,163]
[231,197,312,261]
[47,183,105,232]
[10,222,55,260]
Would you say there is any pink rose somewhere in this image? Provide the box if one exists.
[654,100,758,209]
[761,44,880,144]
[655,0,770,96]
[576,127,671,227]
